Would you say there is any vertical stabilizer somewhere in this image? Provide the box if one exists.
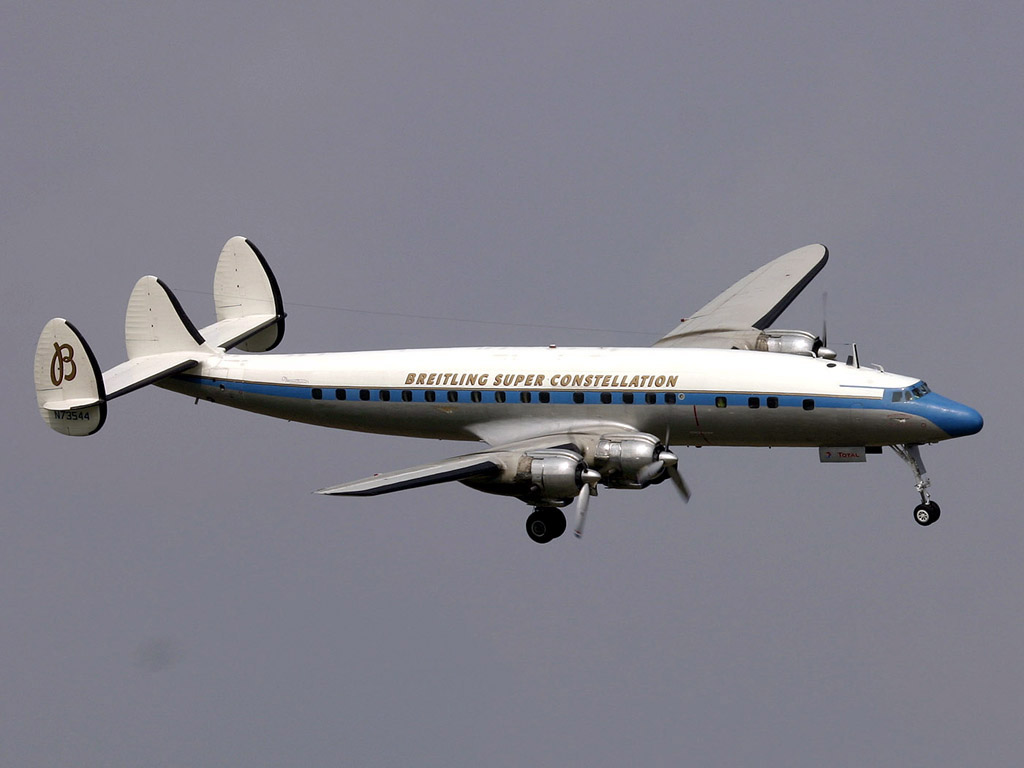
[34,319,107,435]
[125,276,206,359]
[208,236,285,351]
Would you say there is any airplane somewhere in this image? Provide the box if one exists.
[34,238,983,542]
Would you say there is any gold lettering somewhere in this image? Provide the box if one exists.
[49,342,78,386]
[666,375,678,388]
[535,374,545,386]
[405,373,416,385]
[427,373,437,386]
[654,375,666,388]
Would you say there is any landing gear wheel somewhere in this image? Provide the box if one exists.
[526,506,566,543]
[913,501,941,526]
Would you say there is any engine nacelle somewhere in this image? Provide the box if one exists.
[462,448,584,504]
[525,450,585,500]
[758,329,836,359]
[592,433,662,488]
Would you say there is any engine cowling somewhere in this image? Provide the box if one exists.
[592,433,662,488]
[526,450,585,500]
[758,329,836,359]
[461,448,585,504]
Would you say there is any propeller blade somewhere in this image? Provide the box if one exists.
[635,459,664,487]
[573,483,591,538]
[573,468,600,538]
[822,291,828,349]
[816,292,837,359]
[667,465,691,502]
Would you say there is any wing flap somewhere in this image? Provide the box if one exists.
[655,244,828,349]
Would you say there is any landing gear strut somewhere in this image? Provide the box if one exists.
[526,506,567,543]
[892,444,941,526]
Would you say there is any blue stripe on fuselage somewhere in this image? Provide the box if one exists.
[172,374,982,438]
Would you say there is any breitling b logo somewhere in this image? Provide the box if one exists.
[50,342,78,386]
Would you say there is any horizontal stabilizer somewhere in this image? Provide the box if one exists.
[103,352,204,400]
[316,455,501,496]
[200,237,285,351]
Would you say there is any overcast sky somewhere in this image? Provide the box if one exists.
[3,3,1021,766]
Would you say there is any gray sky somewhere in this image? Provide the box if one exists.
[3,3,1021,766]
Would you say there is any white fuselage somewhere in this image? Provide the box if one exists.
[158,346,952,448]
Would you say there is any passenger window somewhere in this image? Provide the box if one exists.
[520,391,532,403]
[471,391,482,403]
[748,397,759,409]
[767,397,779,409]
[645,392,657,404]
[539,392,550,403]
[425,390,436,402]
[447,390,459,403]
[495,391,506,403]
[312,388,322,400]
[379,390,391,402]
[716,396,727,408]
[665,393,677,404]
[573,392,585,404]
[600,392,611,404]
[335,389,346,400]
[803,399,815,410]
[401,390,412,402]
[359,389,370,401]
[622,392,634,404]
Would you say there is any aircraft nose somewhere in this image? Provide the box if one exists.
[950,403,984,437]
[925,395,984,438]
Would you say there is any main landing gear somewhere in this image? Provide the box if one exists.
[526,506,567,543]
[892,444,941,526]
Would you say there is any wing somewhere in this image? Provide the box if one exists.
[315,453,503,496]
[314,430,608,497]
[654,244,828,349]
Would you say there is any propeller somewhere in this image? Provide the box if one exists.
[655,428,691,502]
[573,468,601,538]
[816,292,837,360]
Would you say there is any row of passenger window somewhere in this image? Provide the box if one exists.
[310,388,815,409]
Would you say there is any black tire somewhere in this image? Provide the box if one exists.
[547,508,567,540]
[914,501,941,526]
[526,506,566,543]
[526,509,553,543]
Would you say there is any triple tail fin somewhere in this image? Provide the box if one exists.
[35,236,285,436]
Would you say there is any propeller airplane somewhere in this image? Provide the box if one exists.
[35,238,983,542]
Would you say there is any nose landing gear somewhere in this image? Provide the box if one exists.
[892,444,941,526]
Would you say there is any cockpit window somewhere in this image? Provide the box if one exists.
[893,382,931,402]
